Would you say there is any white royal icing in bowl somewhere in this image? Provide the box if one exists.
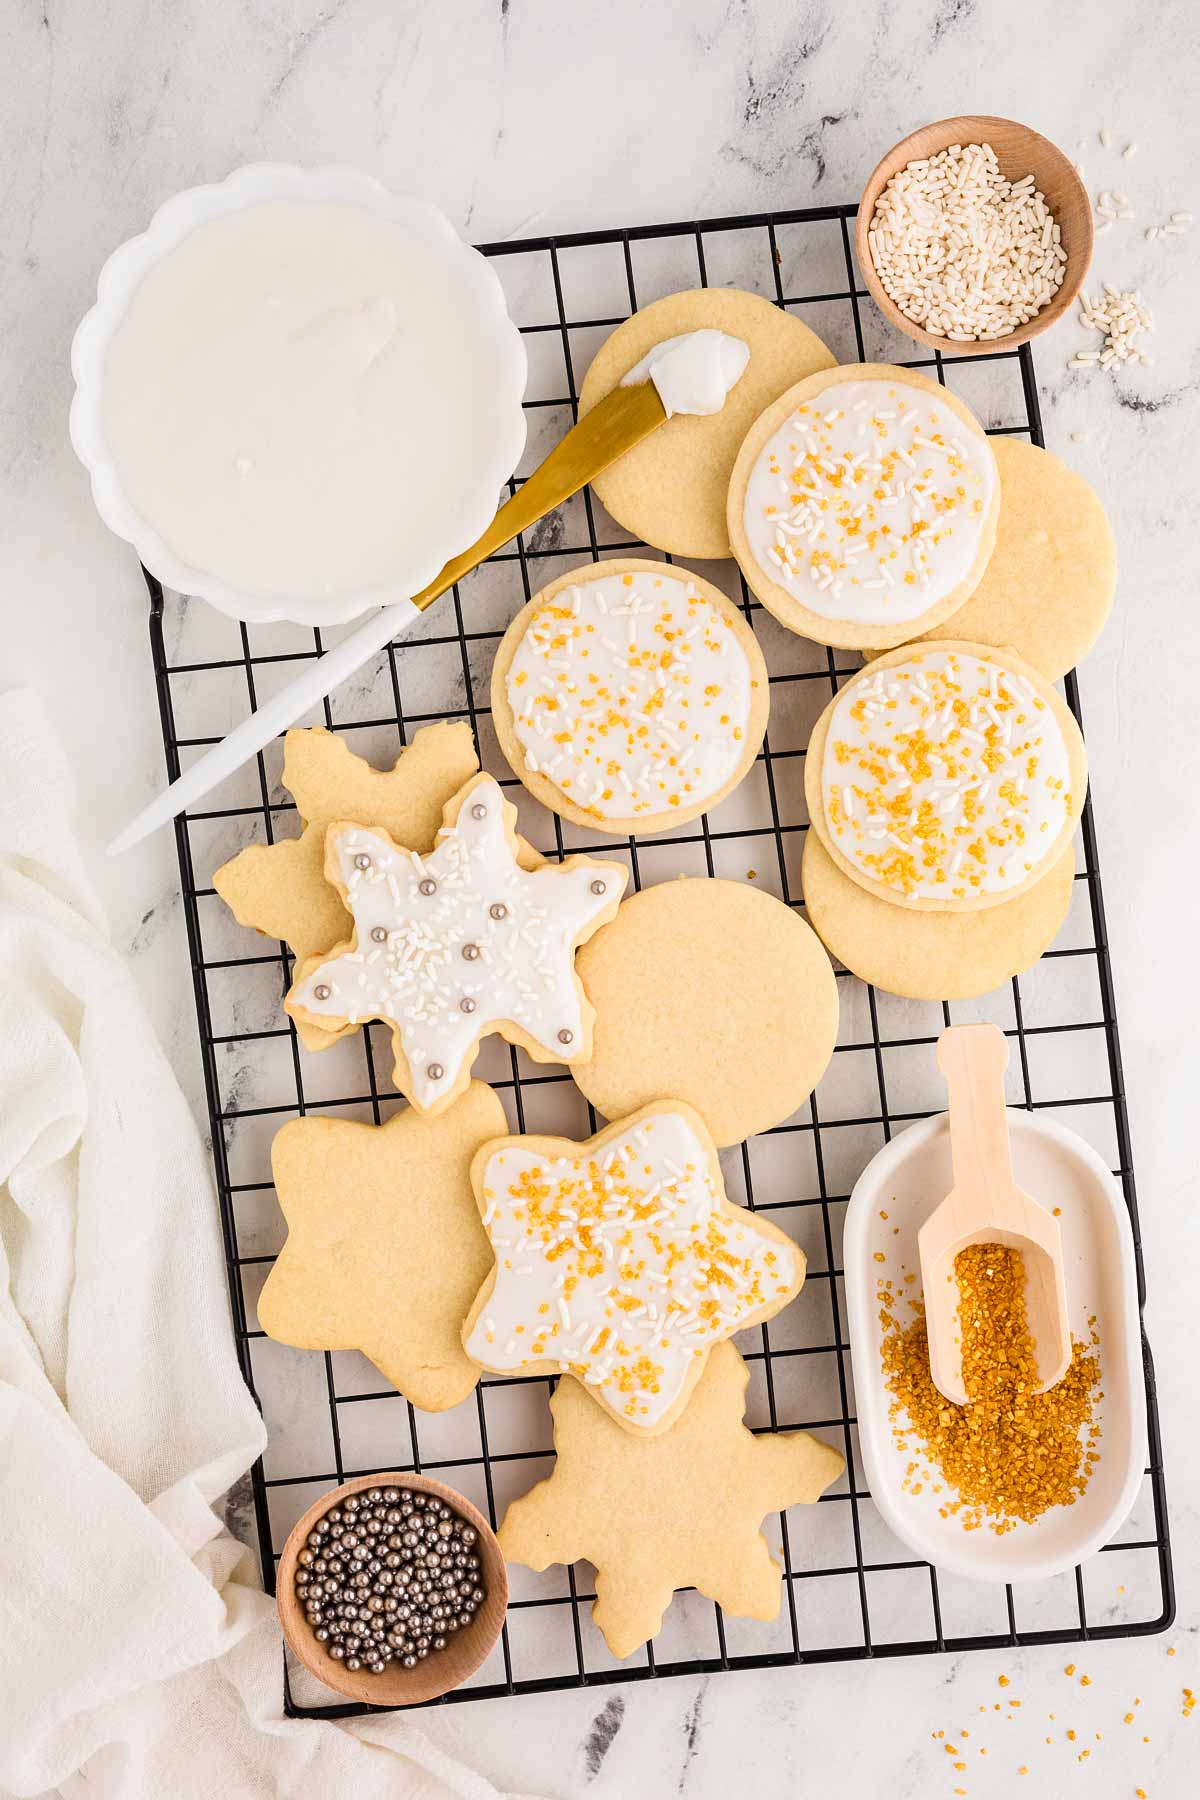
[742,376,996,626]
[69,165,527,627]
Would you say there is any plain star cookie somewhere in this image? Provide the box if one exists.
[257,1082,505,1411]
[461,1103,805,1436]
[805,642,1087,913]
[498,1341,845,1658]
[866,437,1117,680]
[728,364,1000,650]
[573,879,838,1149]
[578,288,835,558]
[491,559,769,836]
[285,773,626,1115]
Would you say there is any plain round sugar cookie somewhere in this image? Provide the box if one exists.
[801,831,1076,1001]
[804,642,1087,914]
[865,437,1116,681]
[573,879,838,1149]
[578,289,835,559]
[728,364,1000,650]
[491,559,769,836]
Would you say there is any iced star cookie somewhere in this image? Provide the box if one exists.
[498,1341,845,1658]
[866,437,1117,681]
[574,878,838,1149]
[257,1082,505,1411]
[213,722,541,1054]
[579,288,835,559]
[461,1104,805,1436]
[284,773,626,1115]
[728,364,1000,650]
[801,832,1077,1001]
[804,643,1087,913]
[491,559,769,836]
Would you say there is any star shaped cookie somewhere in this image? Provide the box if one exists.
[285,773,626,1116]
[257,1081,506,1411]
[462,1103,806,1435]
[498,1341,845,1657]
[214,722,481,1051]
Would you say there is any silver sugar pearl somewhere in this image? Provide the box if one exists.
[418,878,437,896]
[557,1028,574,1046]
[313,984,331,1001]
[353,854,371,872]
[489,902,508,920]
[590,878,607,895]
[470,803,488,820]
[462,943,481,961]
[427,1063,444,1082]
[369,925,388,944]
[459,996,477,1015]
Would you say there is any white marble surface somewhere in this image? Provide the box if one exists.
[2,0,1198,1794]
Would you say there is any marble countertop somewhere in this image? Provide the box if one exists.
[2,1,1197,1794]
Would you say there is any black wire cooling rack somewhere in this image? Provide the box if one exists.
[146,203,1173,1716]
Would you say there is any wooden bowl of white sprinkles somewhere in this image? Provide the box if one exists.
[856,115,1093,355]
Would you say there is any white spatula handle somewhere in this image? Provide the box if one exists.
[107,598,421,855]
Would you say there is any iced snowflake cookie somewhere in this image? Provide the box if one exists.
[257,1082,505,1411]
[805,643,1087,914]
[573,878,838,1149]
[213,722,538,1053]
[498,1341,845,1658]
[866,438,1117,681]
[284,773,626,1115]
[491,559,769,835]
[728,364,1000,650]
[579,288,835,558]
[461,1104,805,1436]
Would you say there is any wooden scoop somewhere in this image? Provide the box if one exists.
[918,1023,1071,1406]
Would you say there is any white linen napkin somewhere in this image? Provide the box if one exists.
[0,689,540,1800]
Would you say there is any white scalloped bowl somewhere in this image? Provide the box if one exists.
[69,165,527,627]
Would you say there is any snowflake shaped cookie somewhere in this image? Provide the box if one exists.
[462,1103,806,1435]
[285,773,626,1115]
[498,1341,845,1657]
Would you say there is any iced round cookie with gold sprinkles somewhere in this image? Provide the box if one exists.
[461,1102,806,1437]
[728,364,1000,650]
[579,288,836,559]
[284,772,627,1116]
[801,831,1077,1002]
[866,438,1117,682]
[804,643,1087,914]
[491,559,768,836]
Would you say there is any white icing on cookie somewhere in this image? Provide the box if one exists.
[820,649,1074,902]
[464,1109,800,1429]
[619,328,749,417]
[506,569,756,823]
[742,377,996,625]
[288,776,624,1107]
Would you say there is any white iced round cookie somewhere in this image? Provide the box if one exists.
[804,642,1087,914]
[284,773,627,1114]
[728,363,1000,650]
[491,559,769,836]
[461,1103,805,1437]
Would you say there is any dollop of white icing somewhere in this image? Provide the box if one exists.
[619,328,749,417]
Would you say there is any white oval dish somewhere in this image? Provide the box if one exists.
[69,164,527,627]
[845,1109,1146,1584]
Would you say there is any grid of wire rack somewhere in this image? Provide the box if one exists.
[146,202,1173,1717]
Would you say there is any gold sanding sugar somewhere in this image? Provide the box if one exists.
[879,1242,1102,1534]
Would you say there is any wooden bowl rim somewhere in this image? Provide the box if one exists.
[855,114,1093,355]
[276,1469,509,1708]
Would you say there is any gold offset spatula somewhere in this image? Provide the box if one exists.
[108,380,668,854]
